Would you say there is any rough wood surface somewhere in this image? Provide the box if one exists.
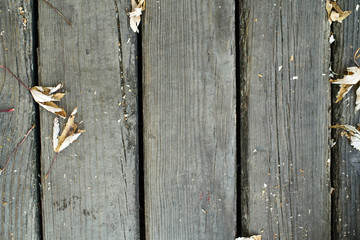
[331,0,360,238]
[0,1,40,239]
[38,0,140,239]
[239,1,331,239]
[143,1,236,239]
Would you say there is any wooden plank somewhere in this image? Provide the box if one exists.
[0,1,41,239]
[331,0,360,238]
[38,1,140,239]
[239,1,331,239]
[143,1,236,239]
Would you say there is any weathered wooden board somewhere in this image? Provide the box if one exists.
[331,0,360,238]
[38,0,140,239]
[143,1,236,239]
[239,1,331,239]
[0,1,40,239]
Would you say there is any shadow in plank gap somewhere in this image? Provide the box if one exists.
[331,0,360,238]
[0,0,41,239]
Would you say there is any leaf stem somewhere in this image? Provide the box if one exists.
[41,0,72,26]
[0,124,35,174]
[354,48,360,68]
[0,108,14,112]
[45,152,59,178]
[0,65,31,90]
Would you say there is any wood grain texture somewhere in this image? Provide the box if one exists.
[0,1,40,239]
[331,0,360,238]
[239,1,331,239]
[143,1,236,239]
[38,0,140,239]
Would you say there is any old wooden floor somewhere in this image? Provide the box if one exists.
[0,0,359,239]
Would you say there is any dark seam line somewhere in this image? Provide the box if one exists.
[32,0,44,239]
[329,17,336,240]
[138,8,146,240]
[235,0,241,237]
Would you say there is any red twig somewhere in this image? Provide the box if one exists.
[41,0,72,26]
[0,65,31,90]
[45,152,59,178]
[0,108,14,112]
[0,124,35,174]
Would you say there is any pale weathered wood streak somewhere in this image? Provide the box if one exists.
[332,0,360,238]
[143,1,236,239]
[239,0,331,239]
[0,0,40,239]
[38,0,140,239]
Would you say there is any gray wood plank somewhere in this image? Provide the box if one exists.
[239,1,331,239]
[0,1,40,239]
[142,1,236,239]
[332,0,360,238]
[38,0,140,239]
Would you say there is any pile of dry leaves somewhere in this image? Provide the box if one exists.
[1,0,146,177]
[326,1,360,151]
[0,65,84,177]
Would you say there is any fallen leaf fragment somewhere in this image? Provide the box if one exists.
[236,235,261,240]
[30,84,66,118]
[330,125,360,151]
[129,0,145,33]
[331,66,360,111]
[46,108,84,178]
[326,0,351,23]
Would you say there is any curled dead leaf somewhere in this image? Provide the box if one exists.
[53,107,84,153]
[330,125,360,151]
[331,66,360,111]
[30,83,66,118]
[129,0,145,33]
[326,0,351,23]
[46,108,84,178]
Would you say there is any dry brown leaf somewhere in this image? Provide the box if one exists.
[236,235,261,240]
[129,0,145,33]
[46,108,84,178]
[331,66,360,111]
[335,84,353,103]
[30,83,66,118]
[53,107,84,153]
[330,125,360,151]
[326,0,351,23]
[0,65,67,117]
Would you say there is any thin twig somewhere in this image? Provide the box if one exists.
[354,48,360,68]
[45,152,59,178]
[0,108,14,112]
[0,65,31,90]
[0,124,35,174]
[41,0,72,26]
